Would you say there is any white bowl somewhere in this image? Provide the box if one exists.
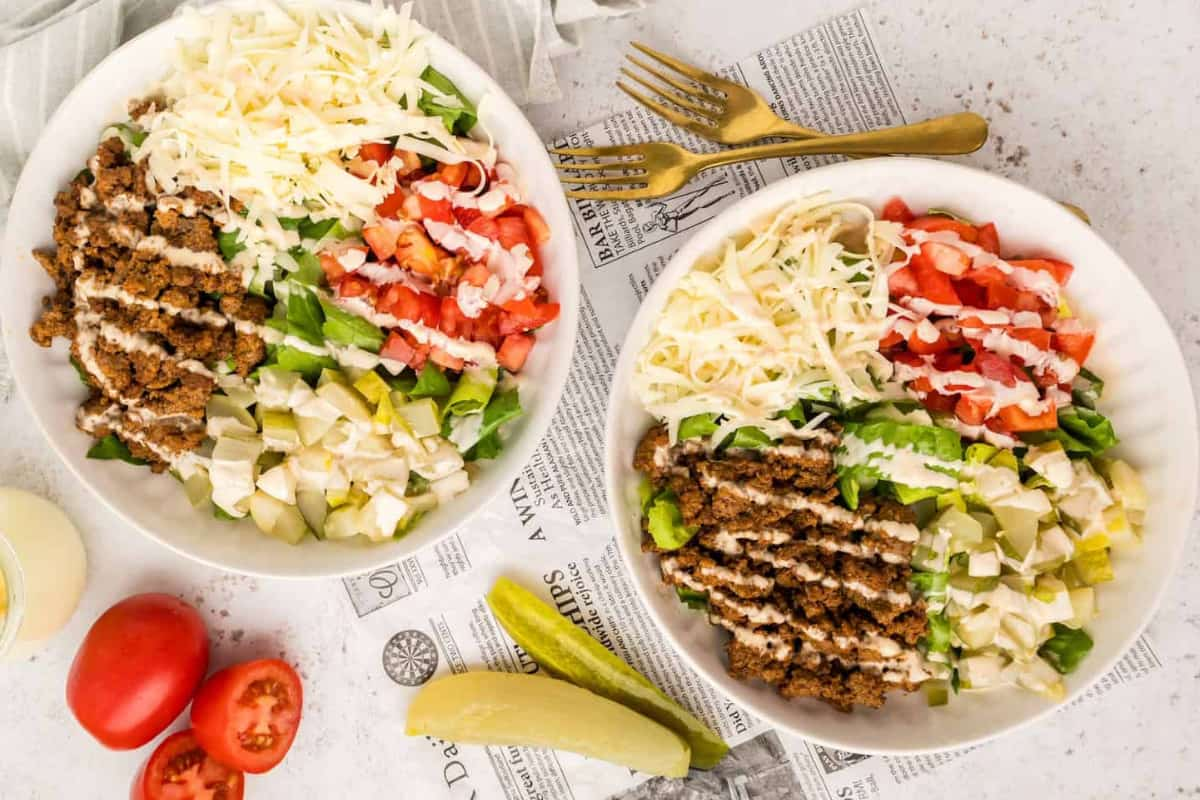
[605,157,1197,754]
[0,2,578,579]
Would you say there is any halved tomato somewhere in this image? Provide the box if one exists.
[190,659,302,775]
[998,403,1058,431]
[881,197,915,224]
[907,215,979,243]
[131,730,243,800]
[359,141,394,165]
[497,333,534,372]
[976,222,1000,255]
[1009,258,1074,286]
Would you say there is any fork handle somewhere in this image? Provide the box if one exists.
[696,112,989,168]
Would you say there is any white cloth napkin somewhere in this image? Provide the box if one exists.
[0,0,644,211]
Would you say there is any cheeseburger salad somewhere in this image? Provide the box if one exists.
[28,1,558,544]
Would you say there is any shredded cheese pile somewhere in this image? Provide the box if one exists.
[633,193,902,441]
[136,0,474,225]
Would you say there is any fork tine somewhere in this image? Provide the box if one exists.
[619,65,719,117]
[555,160,645,173]
[565,187,661,201]
[616,82,718,138]
[630,41,729,91]
[557,173,648,186]
[548,144,646,159]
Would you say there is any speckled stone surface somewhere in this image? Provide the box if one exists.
[1,1,1197,797]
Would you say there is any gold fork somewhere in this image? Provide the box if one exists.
[619,41,987,152]
[552,114,989,201]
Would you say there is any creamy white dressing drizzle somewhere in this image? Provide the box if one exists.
[331,293,497,367]
[705,527,907,564]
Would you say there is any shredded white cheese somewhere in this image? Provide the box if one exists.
[633,193,901,440]
[136,0,480,228]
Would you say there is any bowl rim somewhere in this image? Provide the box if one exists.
[604,155,1199,754]
[0,0,580,579]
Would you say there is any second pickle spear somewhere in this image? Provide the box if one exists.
[487,576,729,769]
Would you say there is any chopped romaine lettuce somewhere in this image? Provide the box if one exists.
[288,246,324,285]
[675,587,708,610]
[1025,407,1118,455]
[217,229,246,261]
[274,346,337,382]
[418,66,477,135]
[319,297,384,352]
[923,612,952,653]
[677,413,719,440]
[1038,623,1093,674]
[465,388,522,461]
[86,434,147,465]
[722,426,772,449]
[409,362,452,398]
[446,367,498,416]
[285,287,326,346]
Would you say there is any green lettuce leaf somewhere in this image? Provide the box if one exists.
[217,230,246,261]
[721,426,771,450]
[445,367,497,416]
[274,346,337,382]
[319,297,384,353]
[418,66,477,135]
[285,287,326,346]
[408,362,452,398]
[465,387,522,461]
[1039,623,1093,674]
[288,246,324,285]
[676,587,708,610]
[842,419,963,463]
[1024,407,1118,455]
[86,434,147,465]
[923,612,952,653]
[677,413,718,440]
[645,490,697,550]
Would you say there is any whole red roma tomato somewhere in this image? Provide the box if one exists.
[130,729,244,800]
[190,658,303,774]
[67,593,209,749]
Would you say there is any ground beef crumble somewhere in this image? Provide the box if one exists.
[29,133,265,471]
[637,423,929,711]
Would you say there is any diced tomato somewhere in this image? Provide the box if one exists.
[467,216,501,241]
[887,265,921,299]
[438,162,470,188]
[921,391,960,414]
[1009,258,1074,286]
[907,215,979,243]
[497,333,535,372]
[919,241,971,276]
[439,296,467,337]
[975,351,1025,387]
[362,219,405,261]
[429,347,465,371]
[890,349,925,368]
[932,350,967,374]
[499,297,560,335]
[462,264,491,287]
[954,394,991,425]
[908,376,935,394]
[1052,326,1095,365]
[951,278,987,308]
[398,193,423,221]
[395,227,444,278]
[879,328,905,349]
[346,157,374,179]
[976,222,1000,255]
[881,197,915,224]
[379,284,419,321]
[496,216,532,251]
[380,331,419,368]
[986,282,1044,312]
[470,306,503,347]
[911,257,961,305]
[521,206,552,246]
[965,264,1007,287]
[416,194,454,224]
[376,186,408,219]
[337,275,373,299]
[907,328,954,355]
[393,149,423,176]
[998,402,1058,431]
[453,206,483,229]
[359,142,394,165]
[1005,325,1053,351]
[320,252,347,283]
[417,292,441,328]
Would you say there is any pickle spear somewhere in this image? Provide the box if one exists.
[487,576,729,769]
[406,672,691,778]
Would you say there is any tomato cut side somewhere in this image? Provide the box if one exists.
[190,659,303,775]
[375,186,408,219]
[1009,258,1074,286]
[998,403,1058,431]
[132,730,243,800]
[919,241,970,276]
[497,333,535,372]
[976,222,1000,255]
[911,258,961,305]
[359,141,394,165]
[887,265,920,298]
[1052,328,1095,365]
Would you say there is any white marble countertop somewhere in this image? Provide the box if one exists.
[1,0,1198,797]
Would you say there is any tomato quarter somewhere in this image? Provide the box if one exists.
[190,659,303,774]
[131,730,244,800]
[67,593,209,750]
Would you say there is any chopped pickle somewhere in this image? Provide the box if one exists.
[487,577,727,768]
[406,672,691,778]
